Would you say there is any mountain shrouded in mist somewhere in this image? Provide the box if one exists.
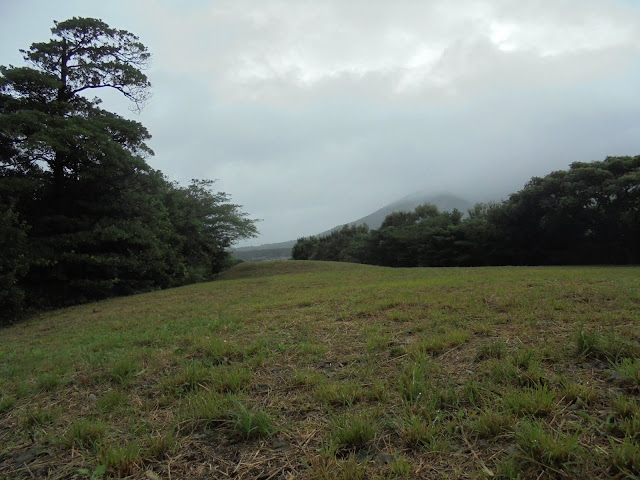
[233,192,471,261]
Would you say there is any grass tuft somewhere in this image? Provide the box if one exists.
[329,411,377,450]
[515,419,582,470]
[397,414,446,450]
[65,418,107,449]
[109,357,139,384]
[472,410,513,438]
[145,429,176,460]
[388,454,412,477]
[610,436,640,475]
[0,396,16,413]
[575,325,603,359]
[397,357,437,405]
[504,384,556,417]
[179,391,234,428]
[558,377,599,406]
[231,402,275,440]
[575,325,639,363]
[99,441,140,477]
[36,372,61,391]
[22,406,58,427]
[290,368,323,387]
[614,358,640,387]
[169,361,211,394]
[475,339,508,361]
[414,329,470,356]
[311,454,368,480]
[97,388,127,413]
[613,394,640,418]
[212,366,252,393]
[316,382,363,407]
[203,337,240,365]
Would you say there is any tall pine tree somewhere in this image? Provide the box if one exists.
[0,18,257,322]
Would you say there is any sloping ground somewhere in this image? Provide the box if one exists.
[232,248,292,262]
[1,262,640,479]
[216,259,366,280]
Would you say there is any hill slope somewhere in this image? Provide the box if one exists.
[1,262,639,479]
[233,192,472,261]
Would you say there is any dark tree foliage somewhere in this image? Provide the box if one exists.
[293,156,640,268]
[482,157,640,265]
[368,207,463,267]
[164,179,258,282]
[0,206,30,319]
[292,224,370,263]
[0,18,257,324]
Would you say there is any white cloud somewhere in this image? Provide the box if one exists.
[131,0,640,99]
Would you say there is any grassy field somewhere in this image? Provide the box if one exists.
[1,261,639,479]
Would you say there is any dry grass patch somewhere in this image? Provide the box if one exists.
[0,262,639,479]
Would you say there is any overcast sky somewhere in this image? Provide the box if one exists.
[2,1,640,246]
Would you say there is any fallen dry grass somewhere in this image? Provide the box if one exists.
[1,261,639,479]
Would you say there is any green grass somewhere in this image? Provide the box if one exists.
[514,419,582,470]
[575,325,640,363]
[475,339,508,361]
[0,261,639,478]
[144,428,176,460]
[97,388,127,413]
[472,409,513,438]
[397,414,450,450]
[316,381,364,407]
[610,436,640,476]
[65,418,108,449]
[98,441,140,477]
[329,411,377,450]
[22,406,58,428]
[169,360,212,393]
[0,396,15,413]
[178,390,235,428]
[231,402,275,440]
[503,384,556,417]
[108,356,140,384]
[35,372,62,392]
[557,377,599,406]
[311,454,369,480]
[396,356,438,405]
[211,365,252,393]
[615,358,640,388]
[613,394,640,418]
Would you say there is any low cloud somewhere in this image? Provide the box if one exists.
[3,0,640,244]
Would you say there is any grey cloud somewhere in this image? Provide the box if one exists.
[2,1,640,245]
[144,61,640,244]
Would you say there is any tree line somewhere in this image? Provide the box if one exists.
[293,156,640,267]
[0,18,258,324]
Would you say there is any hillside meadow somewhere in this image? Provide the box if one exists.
[1,261,639,479]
